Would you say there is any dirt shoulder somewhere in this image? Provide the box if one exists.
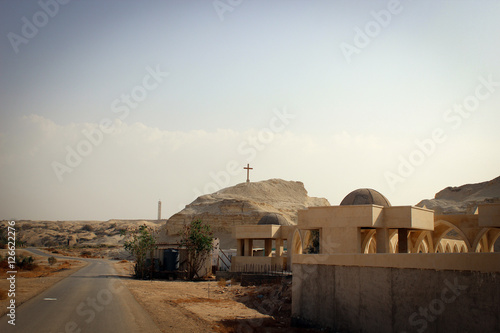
[0,249,87,317]
[114,262,321,333]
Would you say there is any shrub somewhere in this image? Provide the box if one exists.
[16,255,37,270]
[180,219,214,280]
[122,225,157,279]
[48,256,57,266]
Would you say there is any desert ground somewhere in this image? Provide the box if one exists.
[0,247,322,332]
[0,249,86,317]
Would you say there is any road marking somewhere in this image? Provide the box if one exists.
[43,298,57,301]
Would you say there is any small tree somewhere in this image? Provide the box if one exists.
[48,256,57,266]
[180,219,214,280]
[122,225,157,279]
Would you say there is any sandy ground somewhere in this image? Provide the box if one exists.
[114,261,322,333]
[1,248,321,332]
[0,249,87,317]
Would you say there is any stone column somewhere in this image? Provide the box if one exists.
[244,239,253,256]
[398,228,408,253]
[237,239,244,256]
[265,239,273,257]
[276,238,284,257]
[376,228,390,253]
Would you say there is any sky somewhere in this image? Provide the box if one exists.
[1,0,499,221]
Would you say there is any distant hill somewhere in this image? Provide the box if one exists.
[1,220,164,257]
[159,179,330,248]
[416,176,500,214]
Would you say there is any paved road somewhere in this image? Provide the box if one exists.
[0,249,161,333]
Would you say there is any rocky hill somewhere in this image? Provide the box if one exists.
[416,176,500,214]
[159,179,330,247]
[1,220,163,259]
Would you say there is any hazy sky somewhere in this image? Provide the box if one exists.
[1,0,499,221]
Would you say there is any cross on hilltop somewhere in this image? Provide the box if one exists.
[244,163,253,183]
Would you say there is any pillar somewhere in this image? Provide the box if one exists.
[244,239,253,256]
[398,228,408,253]
[237,239,244,256]
[265,239,273,257]
[276,238,284,257]
[376,228,390,253]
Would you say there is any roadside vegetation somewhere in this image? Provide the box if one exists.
[121,224,157,279]
[180,219,214,280]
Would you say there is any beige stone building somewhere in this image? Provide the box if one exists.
[287,189,500,332]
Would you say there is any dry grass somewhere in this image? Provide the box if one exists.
[217,278,227,287]
[172,297,231,305]
[0,250,87,317]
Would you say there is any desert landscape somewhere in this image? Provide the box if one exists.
[1,176,499,332]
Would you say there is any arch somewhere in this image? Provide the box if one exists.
[291,229,304,255]
[361,230,376,253]
[417,240,429,253]
[434,220,472,252]
[389,230,398,253]
[460,244,467,253]
[445,243,452,253]
[435,243,444,253]
[472,228,500,253]
[412,230,434,253]
[453,244,459,253]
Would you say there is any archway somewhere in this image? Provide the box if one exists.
[411,230,434,253]
[361,229,376,254]
[472,228,500,253]
[435,243,444,253]
[433,220,472,252]
[292,229,303,255]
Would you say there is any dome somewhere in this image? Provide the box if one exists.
[257,213,291,226]
[340,188,391,207]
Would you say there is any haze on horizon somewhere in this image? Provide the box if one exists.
[1,0,499,221]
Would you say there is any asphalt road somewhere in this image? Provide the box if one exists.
[0,248,162,333]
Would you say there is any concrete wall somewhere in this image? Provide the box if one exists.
[292,254,500,332]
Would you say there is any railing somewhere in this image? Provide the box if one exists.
[231,263,292,276]
[218,248,232,271]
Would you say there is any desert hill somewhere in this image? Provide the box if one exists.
[416,176,500,214]
[7,177,500,252]
[159,179,330,248]
[1,220,163,259]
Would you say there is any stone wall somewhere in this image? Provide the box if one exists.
[292,254,500,332]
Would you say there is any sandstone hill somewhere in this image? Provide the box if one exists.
[416,176,500,214]
[7,177,500,252]
[159,179,330,248]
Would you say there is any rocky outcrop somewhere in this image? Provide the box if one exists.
[416,176,500,214]
[160,179,330,247]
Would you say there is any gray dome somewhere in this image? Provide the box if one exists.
[257,213,291,226]
[340,188,391,207]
